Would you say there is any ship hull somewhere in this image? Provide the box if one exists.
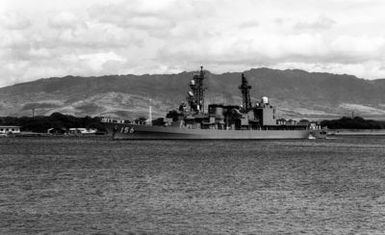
[106,123,310,140]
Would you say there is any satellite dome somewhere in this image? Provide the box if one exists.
[261,96,269,104]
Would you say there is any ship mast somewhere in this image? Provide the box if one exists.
[148,98,152,125]
[188,66,206,113]
[239,73,252,112]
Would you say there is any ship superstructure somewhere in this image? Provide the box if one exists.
[166,67,298,131]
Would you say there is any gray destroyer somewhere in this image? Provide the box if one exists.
[104,67,311,139]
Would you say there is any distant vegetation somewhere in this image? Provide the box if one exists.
[0,112,105,133]
[1,113,385,133]
[321,116,385,129]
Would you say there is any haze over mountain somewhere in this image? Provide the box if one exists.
[1,68,385,120]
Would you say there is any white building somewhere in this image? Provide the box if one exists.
[0,126,21,134]
[68,128,97,135]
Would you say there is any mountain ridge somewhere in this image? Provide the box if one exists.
[1,67,385,120]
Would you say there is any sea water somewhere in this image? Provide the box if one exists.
[0,137,385,234]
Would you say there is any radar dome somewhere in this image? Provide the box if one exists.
[261,96,269,104]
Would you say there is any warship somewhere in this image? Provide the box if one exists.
[103,67,313,140]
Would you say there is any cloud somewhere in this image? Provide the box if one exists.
[49,11,85,29]
[239,20,260,29]
[0,12,31,30]
[0,30,28,48]
[78,52,127,71]
[2,0,385,88]
[87,1,176,32]
[331,36,385,62]
[87,0,218,35]
[295,16,336,30]
[46,21,144,49]
[28,48,52,59]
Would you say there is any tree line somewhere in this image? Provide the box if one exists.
[321,116,385,129]
[1,113,385,132]
[0,112,106,133]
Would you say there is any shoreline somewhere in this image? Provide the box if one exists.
[328,129,385,136]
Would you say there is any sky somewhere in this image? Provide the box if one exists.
[1,0,385,87]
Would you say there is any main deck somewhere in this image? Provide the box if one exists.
[107,123,310,140]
